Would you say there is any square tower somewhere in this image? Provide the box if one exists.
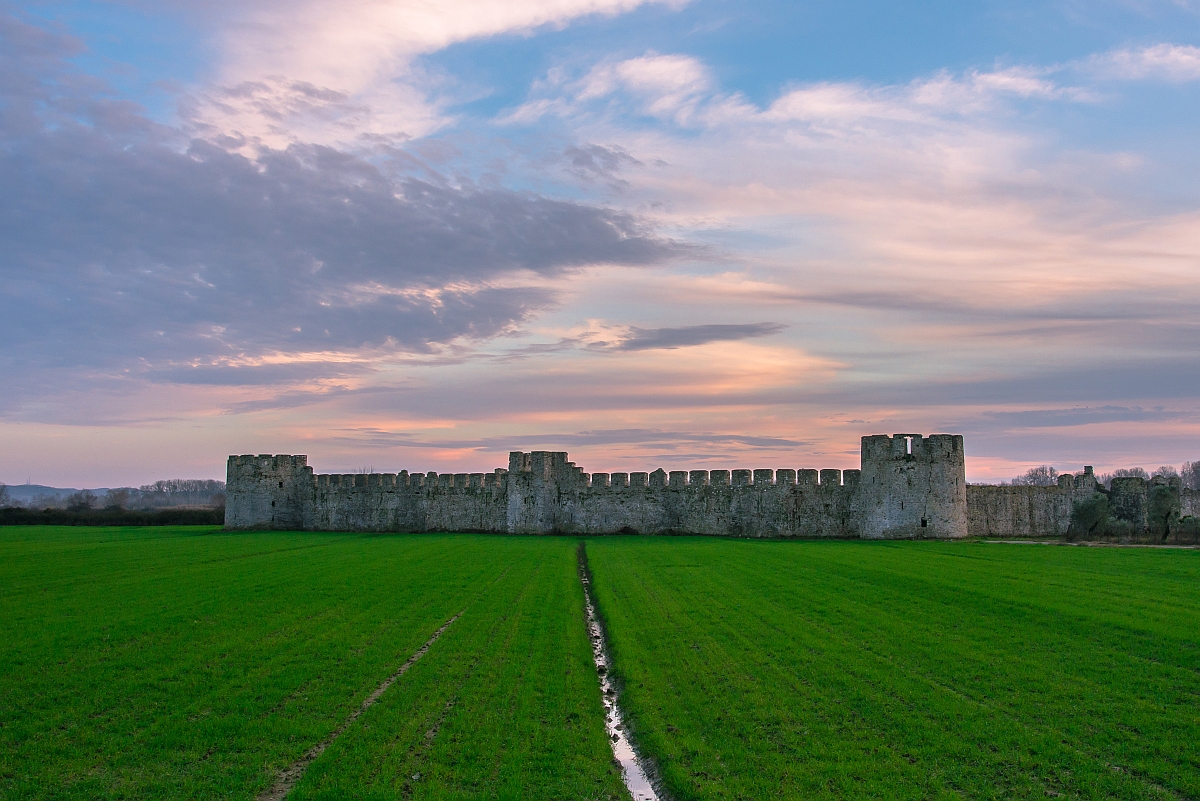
[225,454,313,529]
[854,434,968,539]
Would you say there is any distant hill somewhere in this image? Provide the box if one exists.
[4,484,114,503]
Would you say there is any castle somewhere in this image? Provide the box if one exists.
[225,434,1198,539]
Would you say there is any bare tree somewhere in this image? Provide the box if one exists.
[1012,465,1059,486]
[136,479,225,508]
[1152,465,1180,480]
[1114,467,1149,479]
[1181,461,1200,490]
[103,488,131,510]
[0,483,10,508]
[1098,467,1149,489]
[29,493,59,510]
[65,490,97,512]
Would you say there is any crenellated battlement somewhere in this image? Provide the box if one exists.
[225,435,968,537]
[508,463,860,490]
[310,469,509,492]
[229,454,309,469]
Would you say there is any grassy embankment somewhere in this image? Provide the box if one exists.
[586,537,1200,801]
[0,527,622,800]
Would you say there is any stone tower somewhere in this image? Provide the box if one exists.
[225,454,313,529]
[854,434,968,539]
[505,451,586,534]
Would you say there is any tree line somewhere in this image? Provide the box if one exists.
[0,479,225,511]
[1006,462,1200,489]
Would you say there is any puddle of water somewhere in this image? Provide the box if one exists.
[578,547,662,801]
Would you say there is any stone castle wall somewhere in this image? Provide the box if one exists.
[225,434,1194,538]
[965,470,1100,538]
[501,450,862,538]
[226,434,969,538]
[965,471,1199,538]
[225,457,512,533]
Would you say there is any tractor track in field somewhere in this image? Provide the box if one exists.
[399,566,527,795]
[577,543,664,801]
[258,563,515,798]
[256,613,461,801]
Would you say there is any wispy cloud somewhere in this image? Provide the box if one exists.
[185,0,690,148]
[330,426,807,456]
[505,53,1095,128]
[970,405,1188,430]
[617,323,785,350]
[1089,43,1200,81]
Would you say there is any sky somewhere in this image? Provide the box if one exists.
[2,0,1199,487]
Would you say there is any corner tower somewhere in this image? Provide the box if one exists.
[225,454,313,530]
[855,434,967,539]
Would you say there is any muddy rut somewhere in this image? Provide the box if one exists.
[577,543,663,801]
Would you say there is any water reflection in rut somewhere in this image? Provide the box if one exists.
[578,547,662,801]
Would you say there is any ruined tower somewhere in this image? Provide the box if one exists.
[854,434,968,539]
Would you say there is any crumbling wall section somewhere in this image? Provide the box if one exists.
[966,470,1100,538]
[965,470,1200,539]
[1183,488,1200,519]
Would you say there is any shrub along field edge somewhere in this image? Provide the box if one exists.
[0,507,225,526]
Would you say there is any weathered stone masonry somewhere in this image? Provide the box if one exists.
[969,468,1198,538]
[225,433,1197,538]
[227,433,968,537]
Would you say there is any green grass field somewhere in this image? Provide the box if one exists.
[2,527,1198,800]
[586,537,1200,800]
[0,527,622,800]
